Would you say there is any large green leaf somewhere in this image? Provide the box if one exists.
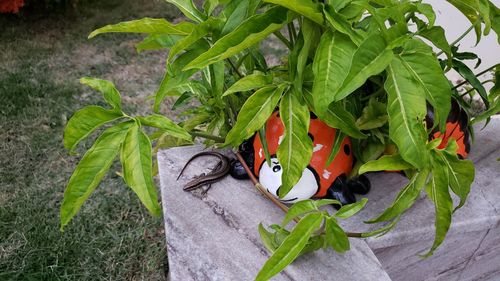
[321,102,366,139]
[452,59,490,108]
[281,200,317,227]
[277,90,313,198]
[136,114,192,141]
[398,39,452,131]
[164,0,205,22]
[222,72,272,97]
[325,216,350,253]
[135,34,183,53]
[263,0,323,24]
[154,43,209,112]
[490,2,500,44]
[356,98,388,130]
[441,141,475,211]
[255,213,323,281]
[221,0,262,36]
[300,235,325,255]
[421,152,453,257]
[80,77,122,110]
[367,170,430,223]
[120,123,161,216]
[224,85,285,146]
[415,3,436,26]
[324,4,365,45]
[295,19,320,91]
[416,24,452,66]
[168,17,223,62]
[385,57,429,170]
[332,34,394,102]
[184,6,294,70]
[88,18,194,38]
[361,217,400,238]
[259,223,278,252]
[312,32,393,114]
[446,0,487,43]
[63,106,124,152]
[334,198,368,219]
[312,31,356,115]
[359,154,413,174]
[60,122,132,230]
[472,93,500,124]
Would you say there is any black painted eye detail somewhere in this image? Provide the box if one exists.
[343,144,351,155]
[273,165,281,172]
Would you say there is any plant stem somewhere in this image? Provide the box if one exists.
[437,20,480,57]
[452,64,498,90]
[287,22,296,45]
[226,58,243,78]
[273,31,293,50]
[189,131,225,143]
[234,151,363,238]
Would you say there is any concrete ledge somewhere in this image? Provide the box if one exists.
[341,120,500,250]
[157,119,500,281]
[158,146,390,281]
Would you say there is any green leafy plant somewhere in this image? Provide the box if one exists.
[61,0,500,279]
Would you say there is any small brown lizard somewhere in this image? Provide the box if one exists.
[177,151,230,193]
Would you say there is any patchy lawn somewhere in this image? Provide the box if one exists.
[0,1,182,279]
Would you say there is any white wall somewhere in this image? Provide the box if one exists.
[425,0,500,83]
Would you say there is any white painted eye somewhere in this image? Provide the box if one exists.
[259,157,318,204]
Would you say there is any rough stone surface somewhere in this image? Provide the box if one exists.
[158,119,500,281]
[158,146,391,281]
[341,119,500,250]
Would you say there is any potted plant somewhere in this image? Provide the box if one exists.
[60,0,500,280]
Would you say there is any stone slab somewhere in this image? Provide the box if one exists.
[373,228,490,280]
[158,146,391,281]
[341,118,500,250]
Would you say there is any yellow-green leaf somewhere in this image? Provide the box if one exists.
[136,114,192,141]
[441,141,475,211]
[60,122,132,230]
[222,72,272,97]
[277,90,313,198]
[325,217,350,253]
[312,31,356,115]
[398,39,452,131]
[255,213,323,281]
[165,0,206,22]
[359,154,413,174]
[63,106,124,152]
[183,6,295,70]
[321,102,366,139]
[263,0,323,24]
[421,152,453,257]
[168,17,223,62]
[88,18,195,38]
[366,170,430,223]
[80,77,122,110]
[224,85,285,147]
[281,200,317,227]
[385,56,429,170]
[120,123,161,216]
[335,198,368,219]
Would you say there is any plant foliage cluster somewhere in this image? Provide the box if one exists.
[61,0,500,279]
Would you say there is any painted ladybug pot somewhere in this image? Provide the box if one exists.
[230,112,370,206]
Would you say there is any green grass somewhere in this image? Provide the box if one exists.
[0,1,180,279]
